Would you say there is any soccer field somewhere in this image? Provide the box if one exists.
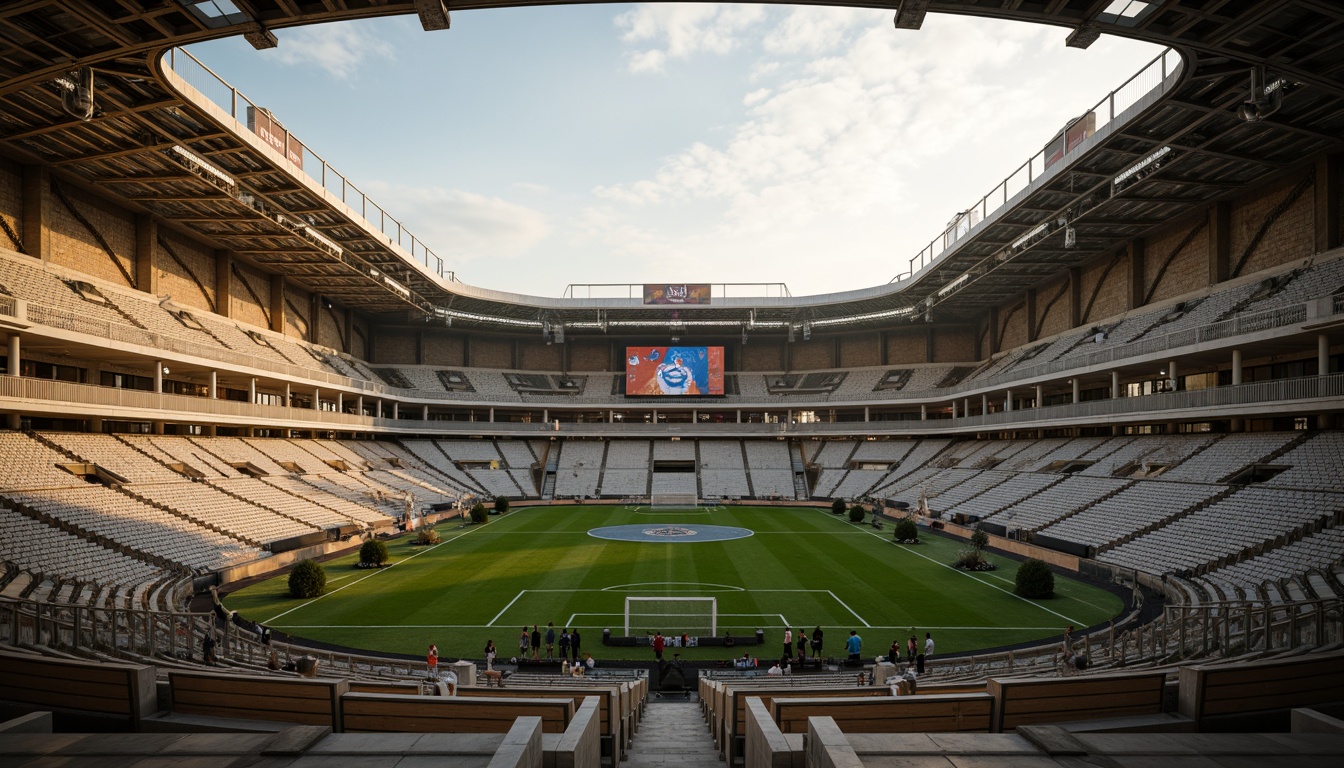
[223,505,1124,661]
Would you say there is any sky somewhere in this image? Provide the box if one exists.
[185,3,1162,300]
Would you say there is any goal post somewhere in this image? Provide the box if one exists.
[649,492,698,510]
[624,596,717,636]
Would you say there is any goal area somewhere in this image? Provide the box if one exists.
[624,596,717,636]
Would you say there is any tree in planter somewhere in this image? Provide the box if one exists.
[848,504,866,523]
[831,498,847,515]
[1015,558,1055,598]
[359,539,389,567]
[893,518,919,543]
[288,559,326,598]
[494,496,511,515]
[469,502,489,524]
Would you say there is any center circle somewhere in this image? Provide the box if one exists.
[587,524,754,543]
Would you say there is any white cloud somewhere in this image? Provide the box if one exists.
[273,23,393,80]
[615,3,767,72]
[363,182,551,267]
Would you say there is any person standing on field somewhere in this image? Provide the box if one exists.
[531,624,541,660]
[846,630,862,662]
[653,631,665,661]
[571,628,582,660]
[559,628,572,661]
[796,628,807,662]
[427,643,439,679]
[925,632,934,658]
[782,627,793,660]
[545,622,556,661]
[811,626,824,658]
[519,627,530,659]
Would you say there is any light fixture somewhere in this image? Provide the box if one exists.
[162,367,170,375]
[1237,66,1286,123]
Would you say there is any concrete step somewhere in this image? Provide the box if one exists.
[623,701,720,767]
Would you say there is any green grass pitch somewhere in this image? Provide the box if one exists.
[223,505,1124,662]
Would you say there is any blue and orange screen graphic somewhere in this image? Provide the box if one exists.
[625,346,724,396]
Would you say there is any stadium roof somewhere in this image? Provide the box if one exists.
[1,1,1342,334]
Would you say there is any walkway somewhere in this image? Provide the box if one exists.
[624,700,720,767]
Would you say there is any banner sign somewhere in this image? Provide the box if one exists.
[247,106,304,170]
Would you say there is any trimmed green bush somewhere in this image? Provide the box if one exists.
[469,502,489,524]
[1015,558,1055,598]
[848,505,866,523]
[288,559,326,598]
[494,496,510,515]
[893,518,919,542]
[831,498,846,515]
[971,527,989,551]
[359,539,389,567]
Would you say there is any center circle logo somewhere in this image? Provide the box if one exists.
[588,524,754,543]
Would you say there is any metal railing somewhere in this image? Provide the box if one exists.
[895,48,1182,283]
[164,47,454,283]
[563,282,793,300]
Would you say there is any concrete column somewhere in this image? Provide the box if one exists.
[693,409,699,422]
[356,395,363,415]
[284,382,291,406]
[337,392,343,412]
[1004,391,1012,412]
[863,407,869,422]
[1167,360,1178,390]
[152,420,164,435]
[736,410,741,423]
[486,406,492,422]
[249,377,256,403]
[378,400,384,419]
[609,410,614,422]
[392,402,398,420]
[920,404,927,421]
[1231,349,1243,386]
[652,409,658,422]
[1319,334,1330,376]
[543,409,549,423]
[209,371,217,399]
[313,387,321,410]
[952,401,958,419]
[1072,379,1081,404]
[963,398,970,416]
[981,394,988,415]
[1111,371,1120,399]
[7,334,19,376]
[422,405,428,420]
[154,361,163,394]
[1035,384,1043,408]
[90,416,103,433]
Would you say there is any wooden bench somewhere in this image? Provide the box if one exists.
[0,649,156,727]
[987,671,1168,731]
[168,670,348,729]
[1178,648,1344,730]
[340,692,574,734]
[770,692,995,735]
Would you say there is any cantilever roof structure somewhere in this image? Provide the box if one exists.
[1,1,1342,333]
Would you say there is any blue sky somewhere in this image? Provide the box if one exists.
[186,4,1162,299]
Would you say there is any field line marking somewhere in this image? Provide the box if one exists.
[822,508,1086,627]
[488,590,527,627]
[260,523,489,625]
[827,590,871,628]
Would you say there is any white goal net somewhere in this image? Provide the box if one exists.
[624,596,717,636]
[649,492,698,510]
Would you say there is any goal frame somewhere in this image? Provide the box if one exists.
[649,492,699,510]
[623,596,718,636]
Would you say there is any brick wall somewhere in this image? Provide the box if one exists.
[0,160,21,250]
[352,318,369,360]
[1081,251,1128,323]
[568,340,609,371]
[470,337,512,369]
[1232,172,1315,276]
[1035,276,1071,340]
[519,341,562,370]
[885,329,926,365]
[1143,218,1209,304]
[423,332,464,366]
[789,339,831,370]
[229,263,271,330]
[933,328,975,362]
[838,335,880,368]
[284,284,310,341]
[998,302,1029,351]
[155,234,216,312]
[371,328,415,364]
[741,342,784,371]
[48,185,135,288]
[316,306,345,352]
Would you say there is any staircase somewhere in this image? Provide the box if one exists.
[790,441,809,500]
[624,701,719,767]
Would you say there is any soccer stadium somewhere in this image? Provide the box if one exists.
[0,1,1342,765]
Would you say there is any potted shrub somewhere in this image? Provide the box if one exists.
[1015,558,1055,598]
[469,502,489,524]
[893,518,919,543]
[831,498,846,515]
[494,496,510,515]
[288,559,326,598]
[358,539,389,568]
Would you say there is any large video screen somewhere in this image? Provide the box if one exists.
[625,346,724,396]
